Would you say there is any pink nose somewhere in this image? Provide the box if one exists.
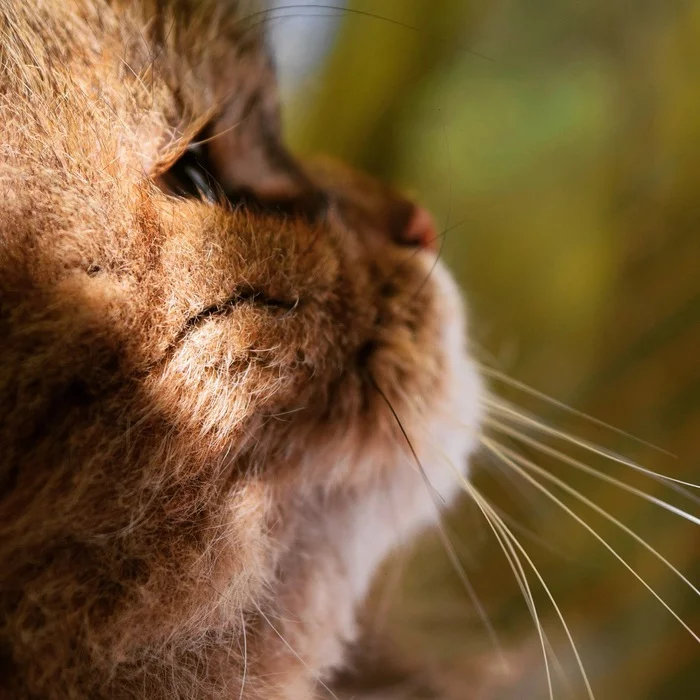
[401,206,438,252]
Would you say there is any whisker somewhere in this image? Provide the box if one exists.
[408,118,452,301]
[199,579,335,697]
[369,377,509,669]
[234,5,496,63]
[410,226,445,302]
[433,512,510,672]
[482,437,700,644]
[390,218,468,276]
[484,395,700,497]
[479,365,675,457]
[237,608,248,700]
[484,425,700,595]
[188,118,247,149]
[446,453,591,699]
[252,601,340,700]
[368,374,442,502]
[479,490,593,699]
[464,481,557,700]
[486,414,700,526]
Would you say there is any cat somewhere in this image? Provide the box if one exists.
[0,1,483,698]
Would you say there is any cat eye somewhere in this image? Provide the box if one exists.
[160,143,219,204]
[158,136,328,222]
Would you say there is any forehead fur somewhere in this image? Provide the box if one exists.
[3,0,268,176]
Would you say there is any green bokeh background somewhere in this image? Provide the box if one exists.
[276,1,700,697]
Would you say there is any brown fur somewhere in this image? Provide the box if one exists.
[0,1,481,698]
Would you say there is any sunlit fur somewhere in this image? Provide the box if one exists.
[0,1,482,698]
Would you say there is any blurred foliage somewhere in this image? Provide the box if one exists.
[278,0,700,697]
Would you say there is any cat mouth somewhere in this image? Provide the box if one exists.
[175,289,299,343]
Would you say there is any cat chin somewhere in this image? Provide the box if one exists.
[365,256,483,519]
[304,402,483,682]
[304,259,483,642]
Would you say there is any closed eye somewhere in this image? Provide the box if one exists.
[157,134,329,221]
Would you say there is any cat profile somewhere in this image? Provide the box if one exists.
[0,1,482,697]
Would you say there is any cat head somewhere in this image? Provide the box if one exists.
[0,1,482,697]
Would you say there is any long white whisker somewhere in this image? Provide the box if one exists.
[482,437,700,644]
[474,488,594,700]
[487,416,700,529]
[479,366,674,457]
[484,396,700,494]
[465,482,556,700]
[487,424,700,597]
[485,447,596,564]
[433,441,581,698]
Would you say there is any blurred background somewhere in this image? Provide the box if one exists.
[269,1,700,697]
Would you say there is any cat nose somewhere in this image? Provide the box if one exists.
[398,206,438,252]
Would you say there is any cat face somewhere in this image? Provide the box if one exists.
[0,1,482,697]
